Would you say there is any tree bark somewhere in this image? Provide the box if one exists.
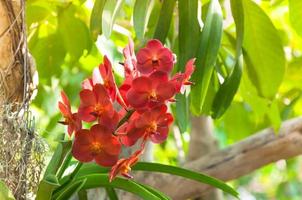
[136,117,302,200]
[0,1,36,199]
[0,0,25,106]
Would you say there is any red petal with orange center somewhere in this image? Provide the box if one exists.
[126,89,149,108]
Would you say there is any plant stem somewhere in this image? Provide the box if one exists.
[117,109,135,129]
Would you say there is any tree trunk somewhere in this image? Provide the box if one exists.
[187,116,222,200]
[0,0,25,106]
[0,1,38,199]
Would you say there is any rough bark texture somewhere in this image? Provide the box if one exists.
[136,117,302,200]
[0,1,40,200]
[0,0,24,106]
[187,116,222,200]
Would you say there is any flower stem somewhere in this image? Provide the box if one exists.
[116,109,135,129]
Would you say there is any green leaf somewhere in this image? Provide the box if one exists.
[36,174,60,200]
[178,0,200,68]
[138,183,171,200]
[75,174,161,200]
[0,180,15,200]
[267,100,281,132]
[132,162,239,198]
[26,5,51,26]
[53,179,87,200]
[175,93,189,133]
[56,150,72,179]
[211,0,244,118]
[176,0,200,131]
[44,138,72,178]
[90,0,107,40]
[242,0,285,99]
[133,0,152,39]
[190,0,223,115]
[102,0,123,38]
[30,33,66,79]
[78,190,88,200]
[289,0,302,37]
[153,0,176,43]
[106,187,118,200]
[74,162,238,198]
[58,8,92,61]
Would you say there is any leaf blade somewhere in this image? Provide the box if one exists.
[289,0,302,37]
[133,0,152,39]
[102,0,123,38]
[90,0,107,40]
[242,0,285,98]
[132,162,238,198]
[211,0,244,118]
[190,0,223,115]
[153,0,176,43]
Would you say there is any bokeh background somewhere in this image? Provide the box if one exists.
[26,0,302,199]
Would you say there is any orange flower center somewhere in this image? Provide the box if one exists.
[90,142,102,155]
[152,57,159,67]
[149,90,157,99]
[146,121,157,133]
[94,103,104,115]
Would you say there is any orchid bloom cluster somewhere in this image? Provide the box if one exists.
[58,39,195,181]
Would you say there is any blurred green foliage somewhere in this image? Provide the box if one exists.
[26,0,302,199]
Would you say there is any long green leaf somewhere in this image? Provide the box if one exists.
[176,0,200,131]
[190,0,223,115]
[102,0,123,38]
[178,0,200,68]
[175,92,189,133]
[133,0,151,39]
[36,174,60,200]
[106,187,119,200]
[53,179,87,200]
[44,138,72,178]
[90,0,107,40]
[74,162,238,198]
[76,174,161,200]
[132,162,238,198]
[289,0,302,37]
[211,0,244,118]
[138,183,171,200]
[242,0,285,99]
[153,0,176,43]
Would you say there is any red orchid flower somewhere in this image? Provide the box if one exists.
[120,105,173,146]
[72,124,121,167]
[123,38,137,78]
[136,39,174,74]
[78,84,114,123]
[109,148,143,182]
[58,91,82,136]
[81,56,119,102]
[82,78,94,90]
[171,58,196,93]
[98,56,118,100]
[126,71,176,109]
[98,110,119,132]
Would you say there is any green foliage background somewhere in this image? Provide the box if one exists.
[26,0,302,199]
